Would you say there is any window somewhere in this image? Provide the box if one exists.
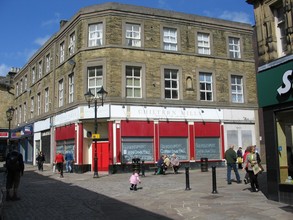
[60,42,65,63]
[37,93,41,115]
[24,75,27,90]
[38,61,42,79]
[228,37,241,59]
[32,67,36,84]
[164,69,179,99]
[18,105,22,123]
[88,66,103,97]
[163,27,177,51]
[68,32,76,56]
[68,73,74,103]
[199,72,213,101]
[231,75,244,103]
[195,138,220,160]
[58,79,64,107]
[30,97,34,118]
[88,23,103,47]
[160,138,188,160]
[197,32,210,55]
[126,66,142,98]
[122,138,154,162]
[46,54,50,73]
[23,102,26,122]
[45,88,49,113]
[16,83,19,96]
[20,79,23,94]
[274,6,286,56]
[125,23,141,47]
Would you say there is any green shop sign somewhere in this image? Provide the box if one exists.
[257,60,293,107]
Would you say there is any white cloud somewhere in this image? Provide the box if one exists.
[219,11,252,24]
[34,35,51,46]
[0,64,10,77]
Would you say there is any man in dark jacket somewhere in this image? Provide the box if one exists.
[225,145,241,184]
[5,147,24,201]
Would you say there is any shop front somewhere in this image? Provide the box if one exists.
[257,57,293,204]
[0,129,8,161]
[11,124,34,163]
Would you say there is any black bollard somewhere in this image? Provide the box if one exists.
[185,167,191,190]
[212,166,218,194]
[141,160,145,177]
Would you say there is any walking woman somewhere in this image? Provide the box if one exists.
[243,146,261,192]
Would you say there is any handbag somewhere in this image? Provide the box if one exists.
[252,163,261,175]
[237,157,243,163]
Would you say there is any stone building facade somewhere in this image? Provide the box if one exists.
[247,0,293,205]
[10,3,258,173]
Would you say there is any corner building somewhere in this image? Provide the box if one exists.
[247,0,293,205]
[12,3,258,173]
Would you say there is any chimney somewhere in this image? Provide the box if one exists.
[60,20,68,29]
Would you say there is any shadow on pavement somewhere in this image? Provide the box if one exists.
[2,171,172,220]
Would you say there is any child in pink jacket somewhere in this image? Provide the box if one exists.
[129,171,141,191]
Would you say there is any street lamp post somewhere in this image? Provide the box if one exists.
[6,106,15,150]
[84,86,107,178]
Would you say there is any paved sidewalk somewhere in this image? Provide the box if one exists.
[1,164,293,220]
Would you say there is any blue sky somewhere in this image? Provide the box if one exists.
[0,0,254,76]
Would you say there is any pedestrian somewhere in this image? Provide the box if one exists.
[55,152,64,178]
[36,151,45,171]
[170,153,180,174]
[243,145,261,192]
[224,145,242,184]
[156,155,165,175]
[129,170,141,191]
[243,146,252,184]
[5,147,24,201]
[163,154,171,174]
[237,147,243,169]
[65,151,74,173]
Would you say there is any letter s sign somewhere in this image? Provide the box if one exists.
[277,70,293,95]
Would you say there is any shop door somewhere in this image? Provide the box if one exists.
[92,142,110,172]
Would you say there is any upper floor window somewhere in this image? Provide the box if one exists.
[68,73,74,103]
[38,60,43,79]
[197,32,210,55]
[274,6,286,57]
[58,79,64,107]
[37,93,41,115]
[231,75,244,103]
[45,88,49,113]
[60,42,65,63]
[32,67,36,84]
[88,66,103,97]
[163,27,177,51]
[20,79,23,94]
[164,69,179,100]
[24,75,27,90]
[69,32,76,56]
[18,105,22,124]
[23,102,26,122]
[228,37,241,59]
[88,23,103,47]
[125,23,141,47]
[126,66,142,98]
[30,97,34,118]
[199,72,213,101]
[46,54,51,73]
[16,83,19,96]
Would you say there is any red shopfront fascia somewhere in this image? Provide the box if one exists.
[116,120,224,163]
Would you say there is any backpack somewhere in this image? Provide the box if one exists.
[6,152,20,171]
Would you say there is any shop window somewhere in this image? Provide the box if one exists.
[56,140,75,160]
[195,138,220,160]
[160,137,188,160]
[121,138,154,163]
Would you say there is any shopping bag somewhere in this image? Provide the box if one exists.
[252,164,261,175]
[53,164,56,173]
